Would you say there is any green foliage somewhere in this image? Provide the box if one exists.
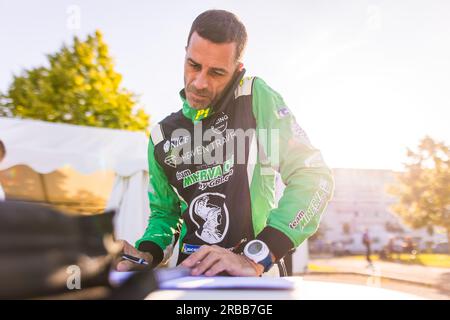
[0,30,149,131]
[388,136,450,249]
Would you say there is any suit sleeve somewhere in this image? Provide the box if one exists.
[135,135,183,266]
[252,77,335,260]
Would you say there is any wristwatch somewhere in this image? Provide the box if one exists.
[243,240,274,272]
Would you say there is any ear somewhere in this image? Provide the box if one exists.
[238,62,244,72]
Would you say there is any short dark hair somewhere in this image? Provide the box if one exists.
[187,10,248,61]
[0,140,5,161]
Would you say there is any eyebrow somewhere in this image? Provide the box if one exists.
[187,57,228,75]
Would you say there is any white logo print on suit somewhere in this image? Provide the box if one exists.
[189,193,229,244]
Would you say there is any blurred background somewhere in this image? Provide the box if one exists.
[0,0,448,299]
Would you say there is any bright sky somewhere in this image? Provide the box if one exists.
[1,0,449,171]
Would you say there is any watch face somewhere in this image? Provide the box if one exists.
[248,241,263,255]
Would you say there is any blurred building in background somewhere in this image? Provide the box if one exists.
[312,168,448,255]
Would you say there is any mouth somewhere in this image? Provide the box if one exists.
[188,92,211,106]
[189,91,209,100]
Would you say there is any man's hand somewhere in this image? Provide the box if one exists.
[180,245,264,277]
[115,240,153,272]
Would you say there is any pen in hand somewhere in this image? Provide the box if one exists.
[121,254,149,266]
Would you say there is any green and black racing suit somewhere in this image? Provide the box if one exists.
[135,70,334,267]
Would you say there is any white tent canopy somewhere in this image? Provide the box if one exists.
[0,117,150,244]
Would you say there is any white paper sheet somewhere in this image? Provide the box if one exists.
[159,276,296,290]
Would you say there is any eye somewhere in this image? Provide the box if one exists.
[211,70,225,77]
[189,61,201,70]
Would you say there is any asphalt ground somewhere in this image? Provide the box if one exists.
[302,272,450,300]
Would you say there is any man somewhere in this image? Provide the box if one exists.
[362,228,373,267]
[117,10,334,277]
[0,140,5,201]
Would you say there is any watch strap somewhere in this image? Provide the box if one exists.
[258,252,274,272]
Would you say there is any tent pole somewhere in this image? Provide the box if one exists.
[38,173,50,204]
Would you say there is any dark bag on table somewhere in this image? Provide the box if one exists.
[0,201,157,299]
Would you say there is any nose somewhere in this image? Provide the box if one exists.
[192,71,209,91]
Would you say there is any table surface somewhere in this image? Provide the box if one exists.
[146,277,423,300]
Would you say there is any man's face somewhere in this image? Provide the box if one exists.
[184,31,241,109]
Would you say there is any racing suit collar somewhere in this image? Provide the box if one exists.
[179,89,213,124]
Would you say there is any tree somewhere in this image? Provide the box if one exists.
[388,136,450,252]
[0,30,149,131]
